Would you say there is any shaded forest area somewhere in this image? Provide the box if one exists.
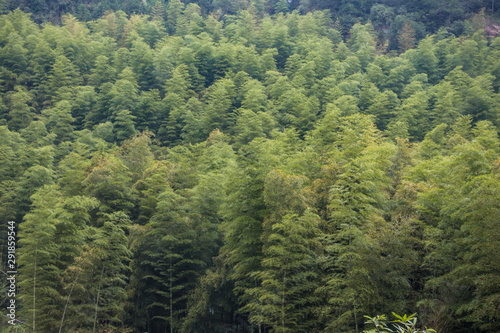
[3,0,500,51]
[0,1,499,332]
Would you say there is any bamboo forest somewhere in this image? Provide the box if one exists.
[0,0,499,332]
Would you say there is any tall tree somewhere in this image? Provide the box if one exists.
[166,0,185,35]
[398,21,417,53]
[18,186,98,332]
[61,212,131,332]
[243,169,322,332]
[134,187,205,333]
[47,54,82,101]
[42,100,75,144]
[7,86,34,131]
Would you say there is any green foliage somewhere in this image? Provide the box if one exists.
[3,6,500,333]
[245,210,322,332]
[6,86,34,131]
[18,185,99,332]
[42,100,75,144]
[18,186,64,333]
[363,313,436,333]
[132,187,207,332]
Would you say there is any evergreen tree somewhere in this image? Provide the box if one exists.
[61,212,131,332]
[57,142,95,196]
[366,90,400,132]
[89,55,117,87]
[201,77,235,136]
[243,169,322,332]
[321,141,397,332]
[275,0,290,14]
[129,38,156,90]
[249,211,322,332]
[166,0,185,35]
[72,85,98,130]
[399,90,431,140]
[47,54,82,100]
[412,37,439,83]
[16,165,55,214]
[18,186,65,333]
[180,255,239,333]
[84,152,135,213]
[42,100,75,144]
[110,69,139,114]
[135,187,205,332]
[233,108,270,148]
[431,81,461,126]
[398,21,416,53]
[151,1,166,23]
[113,109,137,143]
[6,86,34,131]
[18,186,98,332]
[0,31,27,75]
[135,89,161,132]
[164,64,193,101]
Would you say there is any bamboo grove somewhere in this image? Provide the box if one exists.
[0,3,499,332]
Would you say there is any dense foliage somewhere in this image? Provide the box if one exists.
[3,0,500,51]
[0,4,499,333]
